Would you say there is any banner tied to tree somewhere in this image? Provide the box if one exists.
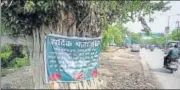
[44,34,102,83]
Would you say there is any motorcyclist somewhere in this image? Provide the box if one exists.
[150,44,154,50]
[163,44,180,67]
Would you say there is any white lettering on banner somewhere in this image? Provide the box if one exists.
[53,48,60,51]
[87,52,90,55]
[54,64,58,68]
[88,67,94,70]
[93,59,96,61]
[51,39,72,47]
[73,57,79,60]
[59,69,63,71]
[79,53,84,56]
[48,56,56,59]
[91,52,94,55]
[91,56,94,59]
[75,40,101,48]
[84,53,88,55]
[94,55,98,58]
[50,60,56,63]
[49,65,53,68]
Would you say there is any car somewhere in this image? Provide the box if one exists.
[109,42,116,46]
[131,44,140,52]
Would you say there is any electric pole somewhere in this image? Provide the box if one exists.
[165,16,170,50]
[176,20,180,41]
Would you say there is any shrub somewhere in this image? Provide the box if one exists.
[101,24,124,50]
[1,44,30,68]
[0,45,12,67]
[0,51,12,60]
[0,44,12,53]
[9,56,30,68]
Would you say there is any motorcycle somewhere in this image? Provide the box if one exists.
[164,58,179,74]
[150,48,154,51]
[149,46,154,51]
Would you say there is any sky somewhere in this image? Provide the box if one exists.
[124,1,180,34]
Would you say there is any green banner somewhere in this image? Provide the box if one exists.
[44,34,102,83]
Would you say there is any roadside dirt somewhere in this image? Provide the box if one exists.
[1,66,33,89]
[1,47,160,89]
[98,48,160,89]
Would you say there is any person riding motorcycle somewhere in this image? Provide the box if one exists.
[163,44,180,67]
[149,45,155,51]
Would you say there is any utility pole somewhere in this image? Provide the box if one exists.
[165,16,170,50]
[176,20,180,41]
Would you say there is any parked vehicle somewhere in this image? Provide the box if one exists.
[131,44,140,52]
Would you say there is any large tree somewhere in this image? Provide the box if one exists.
[130,32,141,44]
[1,0,170,89]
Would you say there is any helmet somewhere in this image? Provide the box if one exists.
[174,44,178,48]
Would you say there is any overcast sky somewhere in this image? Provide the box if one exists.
[124,1,180,34]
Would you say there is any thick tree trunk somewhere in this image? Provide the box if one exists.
[25,25,53,89]
[25,9,102,89]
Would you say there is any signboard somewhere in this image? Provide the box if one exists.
[139,33,164,38]
[44,34,101,83]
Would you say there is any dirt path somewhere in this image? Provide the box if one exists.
[1,48,160,89]
[98,48,160,89]
[1,66,33,89]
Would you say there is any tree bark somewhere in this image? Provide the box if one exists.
[25,25,52,89]
[25,8,102,89]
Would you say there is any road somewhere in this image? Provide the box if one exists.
[140,48,180,89]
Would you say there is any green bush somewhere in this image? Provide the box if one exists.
[1,45,12,67]
[0,51,12,60]
[0,44,12,53]
[9,56,30,68]
[0,44,12,59]
[1,44,30,68]
[101,24,124,50]
[1,51,12,67]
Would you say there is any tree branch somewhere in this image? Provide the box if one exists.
[4,0,17,10]
[76,14,90,31]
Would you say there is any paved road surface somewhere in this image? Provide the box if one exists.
[140,48,180,89]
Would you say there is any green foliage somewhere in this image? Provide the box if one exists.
[1,0,89,36]
[168,29,180,40]
[92,1,171,32]
[0,52,12,60]
[130,32,141,44]
[141,36,165,46]
[156,37,165,46]
[101,24,124,50]
[101,30,110,50]
[9,56,30,68]
[0,45,12,68]
[1,0,171,36]
[0,45,12,59]
[0,44,30,68]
